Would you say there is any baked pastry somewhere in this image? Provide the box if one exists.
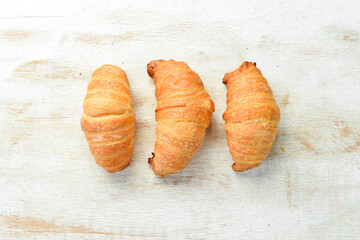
[81,65,135,172]
[147,59,215,176]
[223,62,280,171]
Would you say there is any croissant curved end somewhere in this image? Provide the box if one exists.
[147,60,166,78]
[223,61,257,85]
[148,152,155,164]
[232,162,261,172]
[239,61,256,72]
[222,73,231,85]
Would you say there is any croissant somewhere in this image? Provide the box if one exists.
[223,62,280,172]
[81,65,135,172]
[147,59,215,176]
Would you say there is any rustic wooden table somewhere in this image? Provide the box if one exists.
[1,0,359,239]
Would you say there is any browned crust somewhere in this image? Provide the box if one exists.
[81,65,135,173]
[147,59,215,176]
[147,60,166,78]
[223,61,279,172]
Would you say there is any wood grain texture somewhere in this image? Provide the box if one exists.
[0,0,359,239]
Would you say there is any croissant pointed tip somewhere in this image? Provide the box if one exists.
[147,60,166,78]
[232,162,260,172]
[148,152,155,164]
[239,61,257,72]
[223,73,230,85]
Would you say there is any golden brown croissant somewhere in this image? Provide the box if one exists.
[81,65,135,172]
[147,59,215,176]
[223,62,280,172]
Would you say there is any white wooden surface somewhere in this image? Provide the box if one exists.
[1,0,359,239]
